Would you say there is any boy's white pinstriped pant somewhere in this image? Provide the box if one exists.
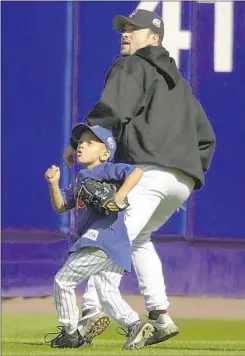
[54,247,139,334]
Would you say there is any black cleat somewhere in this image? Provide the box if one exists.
[44,326,85,348]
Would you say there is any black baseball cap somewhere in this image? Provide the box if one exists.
[113,9,164,40]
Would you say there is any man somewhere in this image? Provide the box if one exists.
[63,9,216,346]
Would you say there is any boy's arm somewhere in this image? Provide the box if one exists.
[48,183,67,214]
[115,167,143,207]
[45,165,74,214]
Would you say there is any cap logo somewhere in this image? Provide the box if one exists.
[107,137,115,149]
[129,9,138,17]
[153,18,161,28]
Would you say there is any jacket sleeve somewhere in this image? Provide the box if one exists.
[195,101,216,172]
[71,58,144,147]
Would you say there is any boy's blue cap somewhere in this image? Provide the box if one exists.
[72,123,117,161]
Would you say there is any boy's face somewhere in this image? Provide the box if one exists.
[76,130,110,168]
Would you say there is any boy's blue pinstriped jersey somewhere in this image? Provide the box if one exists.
[62,162,136,272]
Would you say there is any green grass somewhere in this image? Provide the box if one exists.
[2,314,245,356]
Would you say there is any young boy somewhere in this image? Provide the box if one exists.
[44,124,154,350]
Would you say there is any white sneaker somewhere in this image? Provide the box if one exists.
[122,321,154,350]
[146,313,179,346]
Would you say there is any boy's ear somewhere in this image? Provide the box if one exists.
[100,150,111,162]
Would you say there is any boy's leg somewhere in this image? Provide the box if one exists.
[54,248,109,334]
[93,262,154,350]
[94,263,139,327]
[77,274,109,346]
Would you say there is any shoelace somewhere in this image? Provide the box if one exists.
[44,325,65,344]
[116,327,129,337]
[116,322,140,338]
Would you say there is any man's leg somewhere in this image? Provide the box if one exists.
[128,168,194,344]
[126,167,194,312]
[130,194,186,311]
[82,275,102,310]
[130,197,184,345]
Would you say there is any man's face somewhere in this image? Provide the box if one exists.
[120,23,154,56]
[76,130,110,168]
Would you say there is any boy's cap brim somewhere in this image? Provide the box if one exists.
[72,124,110,148]
[72,123,96,142]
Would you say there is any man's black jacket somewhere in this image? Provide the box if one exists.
[71,46,216,190]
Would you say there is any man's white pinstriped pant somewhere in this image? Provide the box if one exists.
[54,247,139,334]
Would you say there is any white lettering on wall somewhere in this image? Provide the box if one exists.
[136,1,159,12]
[161,2,191,68]
[214,2,234,72]
[136,1,234,72]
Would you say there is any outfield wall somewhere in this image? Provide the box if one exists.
[2,2,245,298]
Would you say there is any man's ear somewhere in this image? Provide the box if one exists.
[153,35,160,45]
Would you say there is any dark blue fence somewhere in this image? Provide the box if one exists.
[2,1,245,298]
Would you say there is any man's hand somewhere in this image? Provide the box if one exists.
[63,144,75,167]
[45,165,61,184]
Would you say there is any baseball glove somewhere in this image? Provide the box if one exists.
[75,178,129,215]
